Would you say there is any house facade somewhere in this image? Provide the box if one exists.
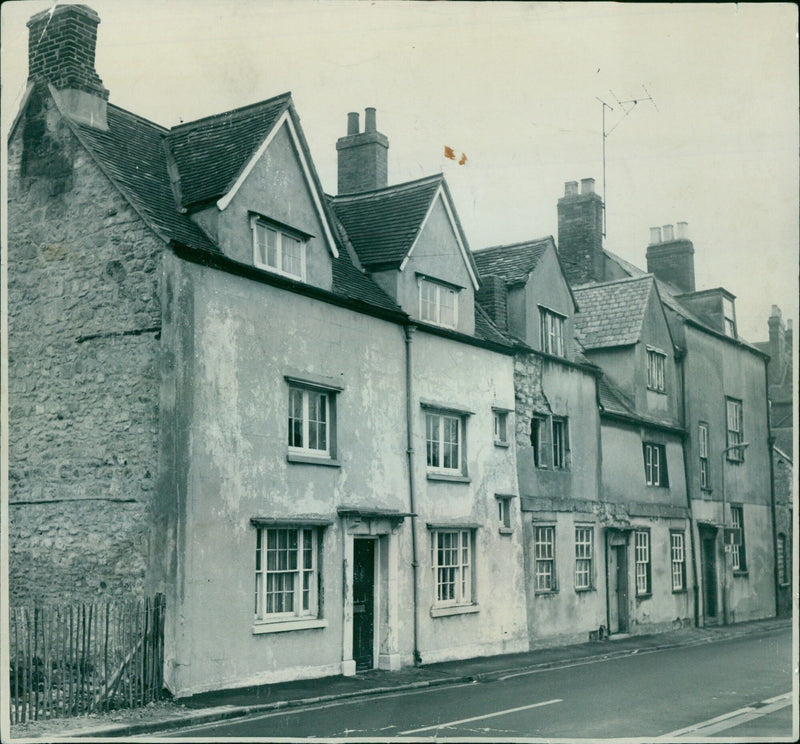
[6,2,784,701]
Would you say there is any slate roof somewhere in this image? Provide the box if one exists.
[164,93,292,209]
[330,175,443,268]
[472,238,552,285]
[70,104,218,252]
[572,275,654,349]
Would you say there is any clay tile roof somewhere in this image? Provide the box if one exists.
[597,374,636,416]
[330,250,403,313]
[472,238,552,284]
[165,92,292,209]
[572,275,653,349]
[71,104,217,252]
[330,175,443,268]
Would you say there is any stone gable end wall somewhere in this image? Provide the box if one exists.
[7,92,164,604]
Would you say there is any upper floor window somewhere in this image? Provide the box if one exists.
[531,414,570,470]
[722,297,737,338]
[646,347,666,393]
[426,411,463,474]
[539,307,566,357]
[419,277,458,329]
[493,409,509,446]
[551,417,570,470]
[643,442,669,487]
[726,398,744,462]
[252,216,307,280]
[289,387,331,457]
[698,422,710,489]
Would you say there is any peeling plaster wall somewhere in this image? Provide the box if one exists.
[410,330,528,663]
[168,263,411,695]
[7,88,162,604]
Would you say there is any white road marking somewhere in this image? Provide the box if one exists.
[659,691,793,738]
[398,697,563,735]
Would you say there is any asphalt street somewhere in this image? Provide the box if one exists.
[157,627,793,739]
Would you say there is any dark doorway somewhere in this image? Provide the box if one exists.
[352,539,375,671]
[700,528,718,623]
[607,533,629,634]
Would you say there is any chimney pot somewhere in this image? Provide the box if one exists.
[564,181,579,197]
[649,227,662,245]
[347,112,359,135]
[364,107,377,133]
[771,304,782,318]
[580,178,595,195]
[662,224,674,241]
[676,221,689,240]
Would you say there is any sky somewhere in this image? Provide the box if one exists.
[2,0,797,342]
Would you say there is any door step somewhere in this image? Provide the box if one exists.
[607,632,631,640]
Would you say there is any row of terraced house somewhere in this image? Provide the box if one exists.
[7,4,791,698]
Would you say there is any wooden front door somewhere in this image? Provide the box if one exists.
[352,539,375,671]
[607,533,629,634]
[701,531,718,622]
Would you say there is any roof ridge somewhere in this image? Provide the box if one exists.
[167,92,292,133]
[474,236,553,253]
[331,173,442,201]
[573,273,653,291]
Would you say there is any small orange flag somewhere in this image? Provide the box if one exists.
[444,145,456,160]
[458,153,467,165]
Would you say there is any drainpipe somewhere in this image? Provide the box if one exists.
[677,349,700,628]
[404,324,422,665]
[765,360,779,617]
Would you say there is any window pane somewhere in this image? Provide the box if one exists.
[426,413,439,467]
[265,227,278,268]
[281,235,303,277]
[440,287,455,327]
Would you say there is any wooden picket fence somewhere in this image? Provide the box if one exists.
[9,595,166,723]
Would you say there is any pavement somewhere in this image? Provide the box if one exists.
[20,616,793,740]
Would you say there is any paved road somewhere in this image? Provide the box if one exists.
[159,628,794,739]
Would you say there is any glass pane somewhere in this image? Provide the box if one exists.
[266,228,278,268]
[289,389,304,447]
[282,235,303,277]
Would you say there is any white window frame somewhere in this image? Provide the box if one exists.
[551,416,570,470]
[722,297,737,338]
[646,347,666,393]
[254,526,319,623]
[574,525,593,590]
[643,442,668,487]
[288,386,332,458]
[419,277,459,329]
[531,414,550,469]
[534,525,556,593]
[493,410,509,446]
[425,411,463,474]
[539,306,566,357]
[432,529,473,607]
[251,216,307,281]
[698,421,710,489]
[730,505,747,572]
[496,495,514,533]
[670,531,686,592]
[726,398,744,462]
[635,530,651,596]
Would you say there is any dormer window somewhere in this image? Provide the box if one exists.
[419,277,458,329]
[722,297,736,338]
[646,347,666,393]
[539,306,566,357]
[251,215,307,281]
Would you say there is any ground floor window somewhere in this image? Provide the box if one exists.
[777,533,789,585]
[634,530,651,596]
[254,527,319,621]
[670,531,686,592]
[535,525,556,592]
[432,530,473,606]
[574,526,593,590]
[730,505,747,573]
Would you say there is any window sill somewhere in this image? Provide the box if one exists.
[430,603,479,618]
[700,486,713,494]
[426,472,471,484]
[534,589,558,596]
[499,527,514,535]
[574,587,595,593]
[287,453,340,467]
[732,570,749,577]
[672,588,688,595]
[253,618,328,634]
[646,388,667,395]
[493,440,510,448]
[635,593,652,600]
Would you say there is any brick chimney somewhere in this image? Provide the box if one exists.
[27,4,109,129]
[557,178,604,285]
[646,221,696,292]
[475,275,508,331]
[336,108,389,194]
[768,305,787,384]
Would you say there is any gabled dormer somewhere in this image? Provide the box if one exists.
[572,275,681,425]
[164,93,339,291]
[332,172,479,335]
[472,238,578,360]
[675,288,738,340]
